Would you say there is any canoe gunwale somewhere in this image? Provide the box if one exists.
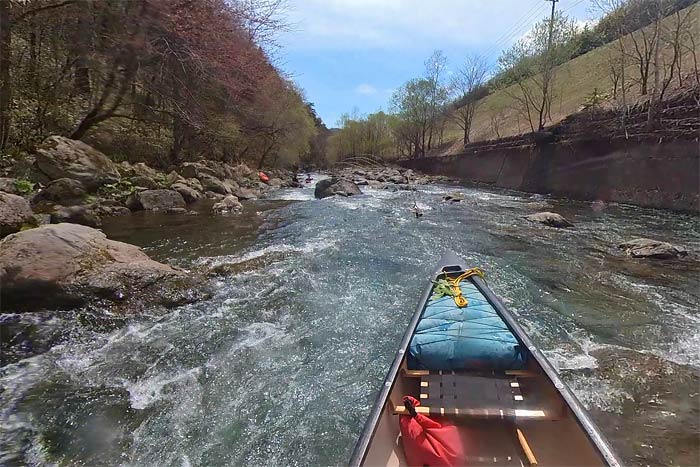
[470,275,622,467]
[349,251,622,467]
[348,255,454,466]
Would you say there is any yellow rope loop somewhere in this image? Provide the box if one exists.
[447,268,485,308]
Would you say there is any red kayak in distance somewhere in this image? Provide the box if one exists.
[259,171,270,183]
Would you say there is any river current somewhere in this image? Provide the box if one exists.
[1,179,699,466]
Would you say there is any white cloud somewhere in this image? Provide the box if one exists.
[355,83,378,95]
[282,0,596,52]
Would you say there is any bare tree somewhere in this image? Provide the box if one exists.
[424,50,449,151]
[498,13,578,132]
[592,0,630,137]
[450,54,488,145]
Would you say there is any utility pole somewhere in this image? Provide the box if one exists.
[539,0,558,131]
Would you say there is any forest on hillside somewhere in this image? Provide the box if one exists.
[329,0,699,161]
[0,0,328,170]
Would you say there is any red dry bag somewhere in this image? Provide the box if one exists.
[400,396,465,467]
[258,171,270,183]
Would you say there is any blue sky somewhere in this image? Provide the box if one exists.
[276,0,599,127]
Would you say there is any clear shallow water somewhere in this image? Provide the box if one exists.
[1,181,699,466]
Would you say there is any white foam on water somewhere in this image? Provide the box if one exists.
[566,374,634,414]
[200,235,338,267]
[126,367,202,410]
[269,189,316,201]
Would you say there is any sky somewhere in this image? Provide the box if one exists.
[276,0,600,127]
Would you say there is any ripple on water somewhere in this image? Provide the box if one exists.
[1,181,699,466]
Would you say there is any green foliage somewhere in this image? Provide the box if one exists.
[98,179,135,199]
[13,179,35,194]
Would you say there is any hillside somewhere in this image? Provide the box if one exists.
[440,3,700,155]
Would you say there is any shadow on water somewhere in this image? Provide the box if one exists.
[1,183,699,466]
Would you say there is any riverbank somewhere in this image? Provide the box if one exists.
[401,84,700,213]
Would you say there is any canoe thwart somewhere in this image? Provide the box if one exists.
[517,428,539,466]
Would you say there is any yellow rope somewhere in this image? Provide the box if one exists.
[445,268,485,308]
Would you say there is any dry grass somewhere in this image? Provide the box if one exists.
[440,3,700,154]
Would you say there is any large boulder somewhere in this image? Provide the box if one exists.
[170,182,202,203]
[232,186,259,200]
[198,174,231,195]
[0,192,35,237]
[525,212,573,228]
[212,195,242,214]
[178,162,218,180]
[34,136,120,189]
[268,177,283,188]
[314,178,362,199]
[0,224,204,312]
[618,238,688,259]
[50,205,101,228]
[126,189,186,211]
[32,178,87,206]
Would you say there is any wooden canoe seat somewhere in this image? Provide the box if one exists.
[393,373,553,420]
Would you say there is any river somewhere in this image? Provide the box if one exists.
[1,179,699,466]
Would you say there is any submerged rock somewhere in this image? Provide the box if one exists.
[0,192,35,237]
[618,238,687,259]
[314,178,361,199]
[443,192,465,202]
[34,136,120,189]
[0,223,204,312]
[525,211,573,228]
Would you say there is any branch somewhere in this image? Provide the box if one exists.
[14,0,76,22]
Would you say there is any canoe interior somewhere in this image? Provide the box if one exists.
[359,263,613,467]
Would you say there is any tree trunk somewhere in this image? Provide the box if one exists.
[647,10,662,129]
[0,0,11,149]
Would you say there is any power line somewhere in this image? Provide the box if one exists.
[562,0,587,13]
[479,2,548,61]
[479,2,551,65]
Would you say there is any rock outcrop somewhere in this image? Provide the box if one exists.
[0,192,35,237]
[524,212,573,228]
[0,223,204,312]
[619,238,687,259]
[34,136,120,189]
[314,178,362,199]
[126,189,186,211]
